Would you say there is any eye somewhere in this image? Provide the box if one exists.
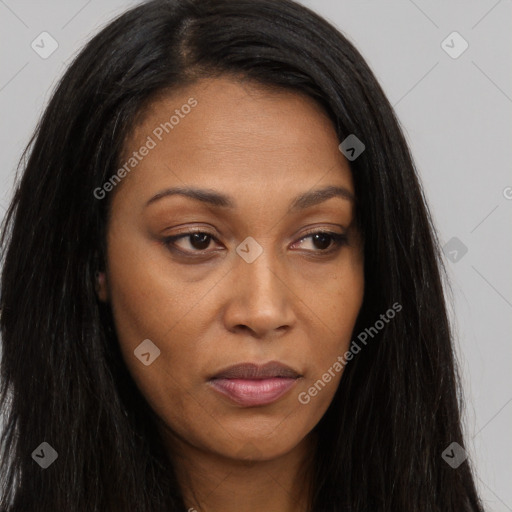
[163,230,220,255]
[292,230,348,254]
[162,229,348,257]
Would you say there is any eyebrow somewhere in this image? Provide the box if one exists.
[145,184,354,211]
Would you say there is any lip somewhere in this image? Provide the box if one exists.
[208,361,302,407]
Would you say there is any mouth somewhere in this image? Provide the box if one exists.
[208,361,302,407]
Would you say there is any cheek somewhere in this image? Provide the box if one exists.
[110,284,214,448]
[107,281,206,391]
[297,261,364,406]
[105,218,206,350]
[103,226,211,417]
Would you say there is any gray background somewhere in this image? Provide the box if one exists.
[1,0,511,509]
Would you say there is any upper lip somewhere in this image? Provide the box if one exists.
[210,361,301,380]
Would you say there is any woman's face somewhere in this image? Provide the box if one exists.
[97,76,364,461]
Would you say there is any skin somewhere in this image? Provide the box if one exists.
[96,75,364,512]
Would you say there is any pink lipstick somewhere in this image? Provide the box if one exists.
[208,361,301,407]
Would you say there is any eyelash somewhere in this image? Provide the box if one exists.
[162,229,348,258]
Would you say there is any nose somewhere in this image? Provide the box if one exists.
[222,246,296,339]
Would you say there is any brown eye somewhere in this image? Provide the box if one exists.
[186,233,212,250]
[163,229,348,258]
[163,231,218,254]
[294,231,348,254]
[310,232,332,250]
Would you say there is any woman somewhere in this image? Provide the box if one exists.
[0,0,484,510]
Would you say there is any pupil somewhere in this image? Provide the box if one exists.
[313,233,331,250]
[191,233,210,250]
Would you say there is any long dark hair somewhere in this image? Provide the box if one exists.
[0,0,484,510]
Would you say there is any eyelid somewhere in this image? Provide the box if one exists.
[162,226,348,257]
[291,229,348,253]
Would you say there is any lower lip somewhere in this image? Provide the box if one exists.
[209,377,299,407]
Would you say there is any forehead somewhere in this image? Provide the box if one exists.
[115,76,354,204]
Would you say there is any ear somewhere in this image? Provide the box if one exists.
[95,270,109,302]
